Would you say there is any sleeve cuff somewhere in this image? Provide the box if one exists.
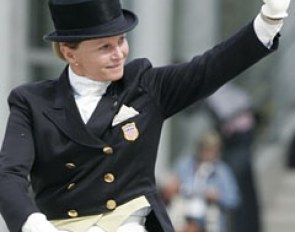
[253,13,283,49]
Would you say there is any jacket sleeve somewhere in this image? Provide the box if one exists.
[0,89,39,232]
[141,21,279,119]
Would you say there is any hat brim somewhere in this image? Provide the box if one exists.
[43,9,138,42]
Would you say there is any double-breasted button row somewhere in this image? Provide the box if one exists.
[65,147,116,217]
[67,199,117,218]
[65,147,113,168]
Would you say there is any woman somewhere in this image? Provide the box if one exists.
[0,0,291,231]
[176,131,240,232]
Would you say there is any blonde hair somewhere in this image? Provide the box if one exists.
[51,41,81,61]
[198,131,222,150]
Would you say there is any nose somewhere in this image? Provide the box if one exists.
[111,46,124,60]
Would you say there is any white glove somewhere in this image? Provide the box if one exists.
[261,0,291,19]
[22,213,68,232]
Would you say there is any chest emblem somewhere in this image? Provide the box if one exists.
[121,122,139,141]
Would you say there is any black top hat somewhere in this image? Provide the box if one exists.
[44,0,138,42]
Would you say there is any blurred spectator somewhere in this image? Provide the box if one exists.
[175,131,240,232]
[206,82,261,232]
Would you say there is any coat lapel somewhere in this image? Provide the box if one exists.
[43,67,106,149]
[85,93,116,138]
[85,81,126,137]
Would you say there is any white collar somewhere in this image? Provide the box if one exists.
[68,66,111,97]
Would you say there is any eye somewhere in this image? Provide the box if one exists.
[98,44,112,51]
[118,35,126,45]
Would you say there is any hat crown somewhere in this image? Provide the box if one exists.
[45,0,138,42]
[49,0,122,31]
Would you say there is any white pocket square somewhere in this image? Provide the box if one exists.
[112,104,139,126]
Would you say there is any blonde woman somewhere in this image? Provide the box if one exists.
[0,0,291,231]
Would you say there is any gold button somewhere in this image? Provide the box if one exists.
[103,146,113,155]
[67,210,78,218]
[67,183,76,190]
[106,199,117,210]
[104,173,115,183]
[65,163,76,169]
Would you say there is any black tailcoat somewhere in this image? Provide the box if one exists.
[0,22,278,232]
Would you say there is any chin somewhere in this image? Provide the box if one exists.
[111,74,124,81]
[110,70,124,81]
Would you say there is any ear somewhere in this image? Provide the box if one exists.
[59,44,77,64]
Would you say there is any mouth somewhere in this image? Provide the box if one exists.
[106,63,123,70]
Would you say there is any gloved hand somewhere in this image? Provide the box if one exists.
[261,0,291,19]
[22,213,68,232]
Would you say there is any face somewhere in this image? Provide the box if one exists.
[61,34,129,81]
[199,146,219,162]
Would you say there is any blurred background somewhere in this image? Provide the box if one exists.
[0,0,295,231]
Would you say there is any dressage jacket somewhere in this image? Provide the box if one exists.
[0,22,278,232]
